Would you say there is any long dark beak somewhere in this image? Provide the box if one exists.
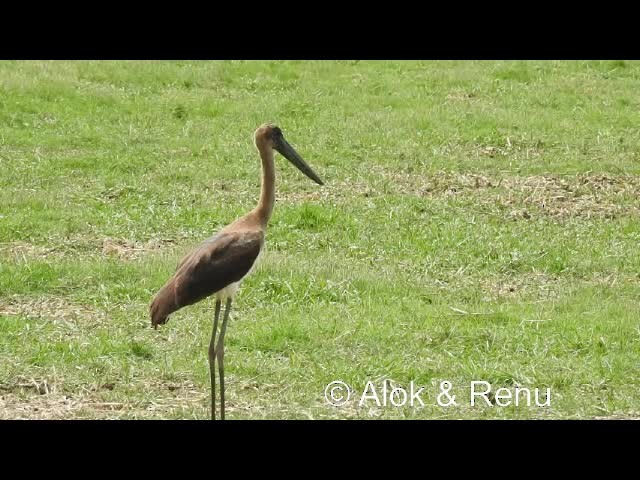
[274,137,324,185]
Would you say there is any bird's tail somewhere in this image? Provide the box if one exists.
[150,281,178,329]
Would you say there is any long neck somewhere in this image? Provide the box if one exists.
[255,144,275,226]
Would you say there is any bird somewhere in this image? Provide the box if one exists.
[149,123,324,420]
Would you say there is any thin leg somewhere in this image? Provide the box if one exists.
[208,299,222,420]
[216,298,232,420]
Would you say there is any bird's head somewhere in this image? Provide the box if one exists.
[254,123,324,185]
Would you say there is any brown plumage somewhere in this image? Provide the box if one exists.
[149,123,324,420]
[150,230,264,328]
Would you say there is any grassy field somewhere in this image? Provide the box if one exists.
[0,60,639,419]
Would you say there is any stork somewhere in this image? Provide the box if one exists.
[149,123,324,420]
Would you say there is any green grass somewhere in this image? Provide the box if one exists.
[1,60,639,419]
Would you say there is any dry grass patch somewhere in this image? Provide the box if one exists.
[0,295,106,323]
[0,241,62,261]
[373,168,640,219]
[101,237,176,260]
